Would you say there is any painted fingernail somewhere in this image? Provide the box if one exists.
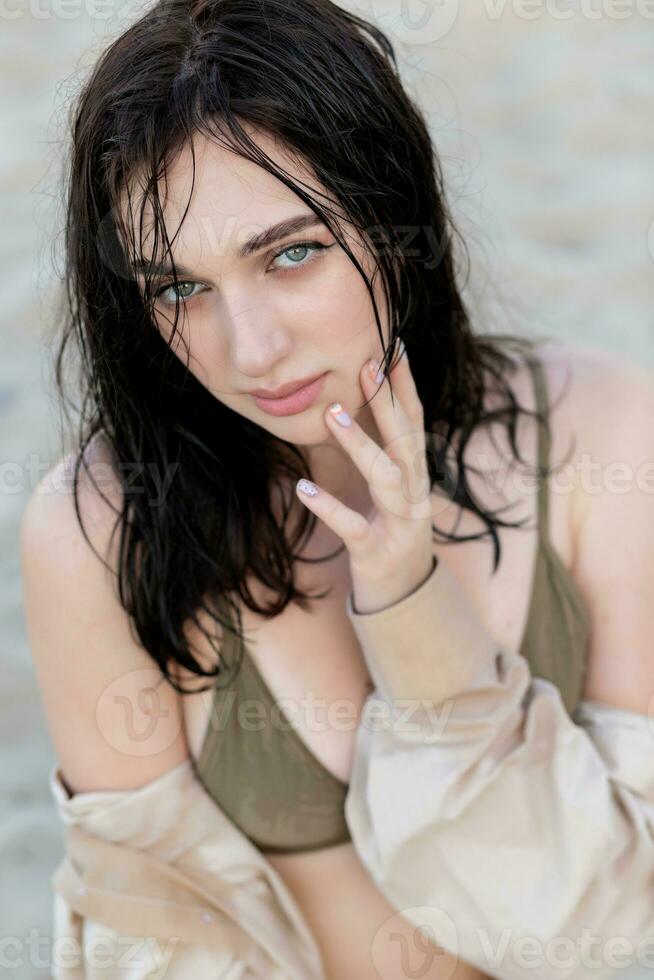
[369,360,384,385]
[297,479,319,497]
[328,402,353,427]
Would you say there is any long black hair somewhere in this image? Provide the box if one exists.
[53,0,564,694]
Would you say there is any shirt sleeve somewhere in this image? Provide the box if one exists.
[343,557,654,980]
[47,760,324,980]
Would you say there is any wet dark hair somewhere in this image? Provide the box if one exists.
[52,0,566,694]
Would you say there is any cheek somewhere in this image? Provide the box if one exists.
[151,304,185,349]
[332,296,387,356]
[309,265,382,350]
[188,329,229,391]
[154,308,228,390]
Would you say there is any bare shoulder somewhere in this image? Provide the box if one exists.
[19,433,189,795]
[533,341,654,520]
[535,340,653,421]
[21,432,123,564]
[510,339,642,421]
[532,342,654,714]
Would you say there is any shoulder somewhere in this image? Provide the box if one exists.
[534,342,654,714]
[533,341,654,531]
[20,431,123,560]
[536,340,653,430]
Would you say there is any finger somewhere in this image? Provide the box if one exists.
[295,478,373,558]
[361,355,412,443]
[372,338,424,428]
[324,400,407,511]
[363,344,425,456]
[324,400,416,520]
[362,347,430,508]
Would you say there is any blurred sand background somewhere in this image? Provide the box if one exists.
[1,0,653,975]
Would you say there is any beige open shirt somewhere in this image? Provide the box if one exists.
[49,558,654,979]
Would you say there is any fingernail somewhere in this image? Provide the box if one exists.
[328,402,353,427]
[369,360,384,385]
[297,479,319,497]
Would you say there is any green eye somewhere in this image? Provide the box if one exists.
[154,280,200,305]
[152,240,332,306]
[271,240,329,271]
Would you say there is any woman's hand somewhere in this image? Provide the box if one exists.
[295,341,436,615]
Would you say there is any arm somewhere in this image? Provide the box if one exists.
[47,758,323,980]
[20,450,323,980]
[342,388,654,980]
[340,353,654,979]
[48,760,256,979]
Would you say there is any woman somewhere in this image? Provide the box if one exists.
[21,0,654,977]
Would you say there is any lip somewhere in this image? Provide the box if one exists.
[252,372,326,400]
[253,372,328,417]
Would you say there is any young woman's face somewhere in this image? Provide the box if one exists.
[121,126,390,458]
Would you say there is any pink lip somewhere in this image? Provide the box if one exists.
[252,372,325,400]
[253,373,328,417]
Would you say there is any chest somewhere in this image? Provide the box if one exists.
[180,424,574,786]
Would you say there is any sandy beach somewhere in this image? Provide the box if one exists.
[1,1,653,975]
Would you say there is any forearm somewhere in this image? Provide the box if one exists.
[344,559,654,979]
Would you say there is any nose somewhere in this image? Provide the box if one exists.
[225,296,293,381]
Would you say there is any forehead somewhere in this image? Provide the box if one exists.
[117,125,327,265]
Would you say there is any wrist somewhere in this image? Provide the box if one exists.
[351,554,438,616]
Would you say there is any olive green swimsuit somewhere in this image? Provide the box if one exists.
[194,355,591,854]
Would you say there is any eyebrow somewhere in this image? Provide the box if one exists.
[133,212,326,279]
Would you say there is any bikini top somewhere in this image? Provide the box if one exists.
[193,354,591,854]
